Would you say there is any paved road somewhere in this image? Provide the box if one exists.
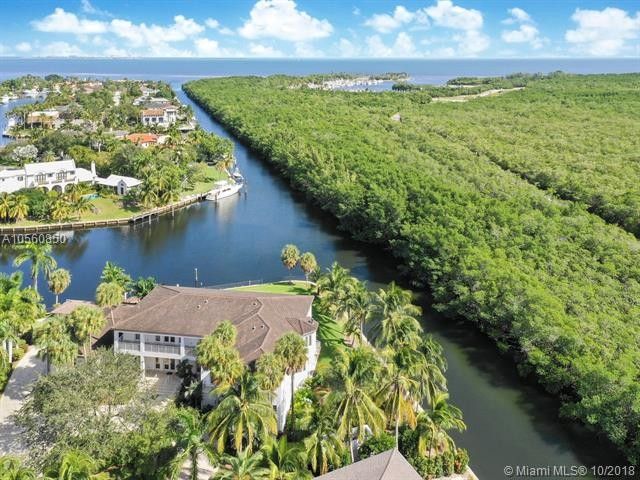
[0,347,45,455]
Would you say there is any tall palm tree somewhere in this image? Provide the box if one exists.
[298,252,317,282]
[316,263,356,321]
[255,352,285,403]
[416,392,466,458]
[47,268,71,305]
[100,262,132,290]
[325,347,386,462]
[34,315,77,374]
[303,407,344,476]
[9,195,29,222]
[13,242,57,294]
[343,281,373,345]
[69,305,106,358]
[170,408,216,480]
[0,455,37,479]
[196,328,245,394]
[376,347,423,445]
[207,371,277,454]
[212,450,270,480]
[0,193,12,223]
[370,282,422,349]
[274,333,308,427]
[95,282,124,327]
[261,436,311,480]
[44,449,110,479]
[280,245,300,273]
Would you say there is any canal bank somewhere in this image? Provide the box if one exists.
[0,78,631,479]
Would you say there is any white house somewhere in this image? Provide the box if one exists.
[0,159,97,193]
[97,174,142,195]
[109,285,319,430]
[140,106,178,127]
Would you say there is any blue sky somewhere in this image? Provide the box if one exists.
[1,0,638,58]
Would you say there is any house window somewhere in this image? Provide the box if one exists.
[35,173,46,184]
[164,336,169,343]
[118,332,123,341]
[134,334,140,341]
[155,335,161,342]
[56,171,67,181]
[17,176,23,181]
[170,336,175,343]
[155,358,160,369]
[47,173,53,178]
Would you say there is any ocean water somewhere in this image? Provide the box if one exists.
[0,57,637,84]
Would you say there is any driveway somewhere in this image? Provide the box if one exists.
[0,347,46,455]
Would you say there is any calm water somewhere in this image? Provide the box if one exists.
[1,59,638,478]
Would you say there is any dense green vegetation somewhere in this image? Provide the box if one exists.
[184,73,640,464]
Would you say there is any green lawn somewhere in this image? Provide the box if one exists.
[187,165,229,195]
[231,281,313,295]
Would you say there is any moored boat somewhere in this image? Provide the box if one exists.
[205,179,243,201]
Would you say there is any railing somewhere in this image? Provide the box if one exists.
[118,340,140,352]
[185,346,197,357]
[144,343,180,355]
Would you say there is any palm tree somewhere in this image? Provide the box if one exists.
[0,193,12,222]
[255,352,285,403]
[343,281,373,345]
[44,449,109,479]
[280,245,300,273]
[207,371,277,454]
[316,263,356,321]
[169,408,216,480]
[95,281,124,327]
[13,242,57,294]
[69,305,106,358]
[212,450,270,480]
[196,327,245,394]
[303,407,344,475]
[370,282,422,349]
[416,392,466,458]
[325,347,386,462]
[34,315,77,374]
[376,347,423,445]
[10,195,29,222]
[47,268,71,305]
[100,262,132,290]
[0,455,37,479]
[298,252,317,282]
[261,436,311,480]
[274,333,308,427]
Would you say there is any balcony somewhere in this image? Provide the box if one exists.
[144,343,181,355]
[118,340,140,352]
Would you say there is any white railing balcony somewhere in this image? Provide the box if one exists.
[144,342,180,355]
[118,340,140,352]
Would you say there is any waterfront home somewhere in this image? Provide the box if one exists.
[125,132,167,148]
[109,285,319,430]
[314,449,422,480]
[97,174,142,195]
[0,159,97,193]
[25,109,60,129]
[140,105,178,127]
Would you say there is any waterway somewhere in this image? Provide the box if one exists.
[0,60,636,478]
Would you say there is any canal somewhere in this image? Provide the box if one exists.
[0,77,631,478]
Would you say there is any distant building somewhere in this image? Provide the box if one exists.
[140,106,178,127]
[314,449,422,480]
[0,159,97,193]
[109,285,319,430]
[97,174,142,195]
[125,133,167,148]
[25,110,60,129]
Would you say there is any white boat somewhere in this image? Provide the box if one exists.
[205,180,243,201]
[0,95,9,104]
[2,117,17,137]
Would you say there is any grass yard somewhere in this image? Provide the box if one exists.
[187,165,229,195]
[231,281,313,295]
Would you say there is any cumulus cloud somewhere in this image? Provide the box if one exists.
[455,29,490,55]
[239,0,333,42]
[205,18,220,29]
[249,43,285,57]
[81,0,113,17]
[364,6,421,34]
[565,7,640,56]
[110,15,204,47]
[16,42,32,53]
[424,0,483,31]
[39,41,86,57]
[501,7,546,49]
[194,38,224,57]
[366,32,418,57]
[337,37,360,57]
[32,8,108,34]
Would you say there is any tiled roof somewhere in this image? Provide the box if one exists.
[50,299,97,316]
[141,108,164,116]
[126,133,158,144]
[314,449,422,480]
[110,285,317,363]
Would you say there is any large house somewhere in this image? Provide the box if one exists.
[314,449,422,480]
[140,105,178,127]
[0,159,97,193]
[110,285,319,430]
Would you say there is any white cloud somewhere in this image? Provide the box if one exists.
[502,7,531,25]
[366,31,418,57]
[239,0,333,42]
[32,8,108,34]
[81,0,113,17]
[110,15,204,47]
[295,42,324,57]
[565,7,640,56]
[39,41,86,57]
[353,7,361,16]
[205,18,220,29]
[364,6,420,34]
[502,24,538,43]
[454,30,490,56]
[104,46,129,57]
[249,43,284,57]
[194,38,224,57]
[425,0,483,31]
[337,37,360,57]
[16,42,32,53]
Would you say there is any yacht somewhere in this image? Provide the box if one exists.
[0,95,9,104]
[205,179,243,201]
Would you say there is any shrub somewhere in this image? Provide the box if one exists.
[358,431,396,459]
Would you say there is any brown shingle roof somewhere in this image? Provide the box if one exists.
[141,108,164,116]
[111,285,317,363]
[50,299,97,316]
[314,449,422,480]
